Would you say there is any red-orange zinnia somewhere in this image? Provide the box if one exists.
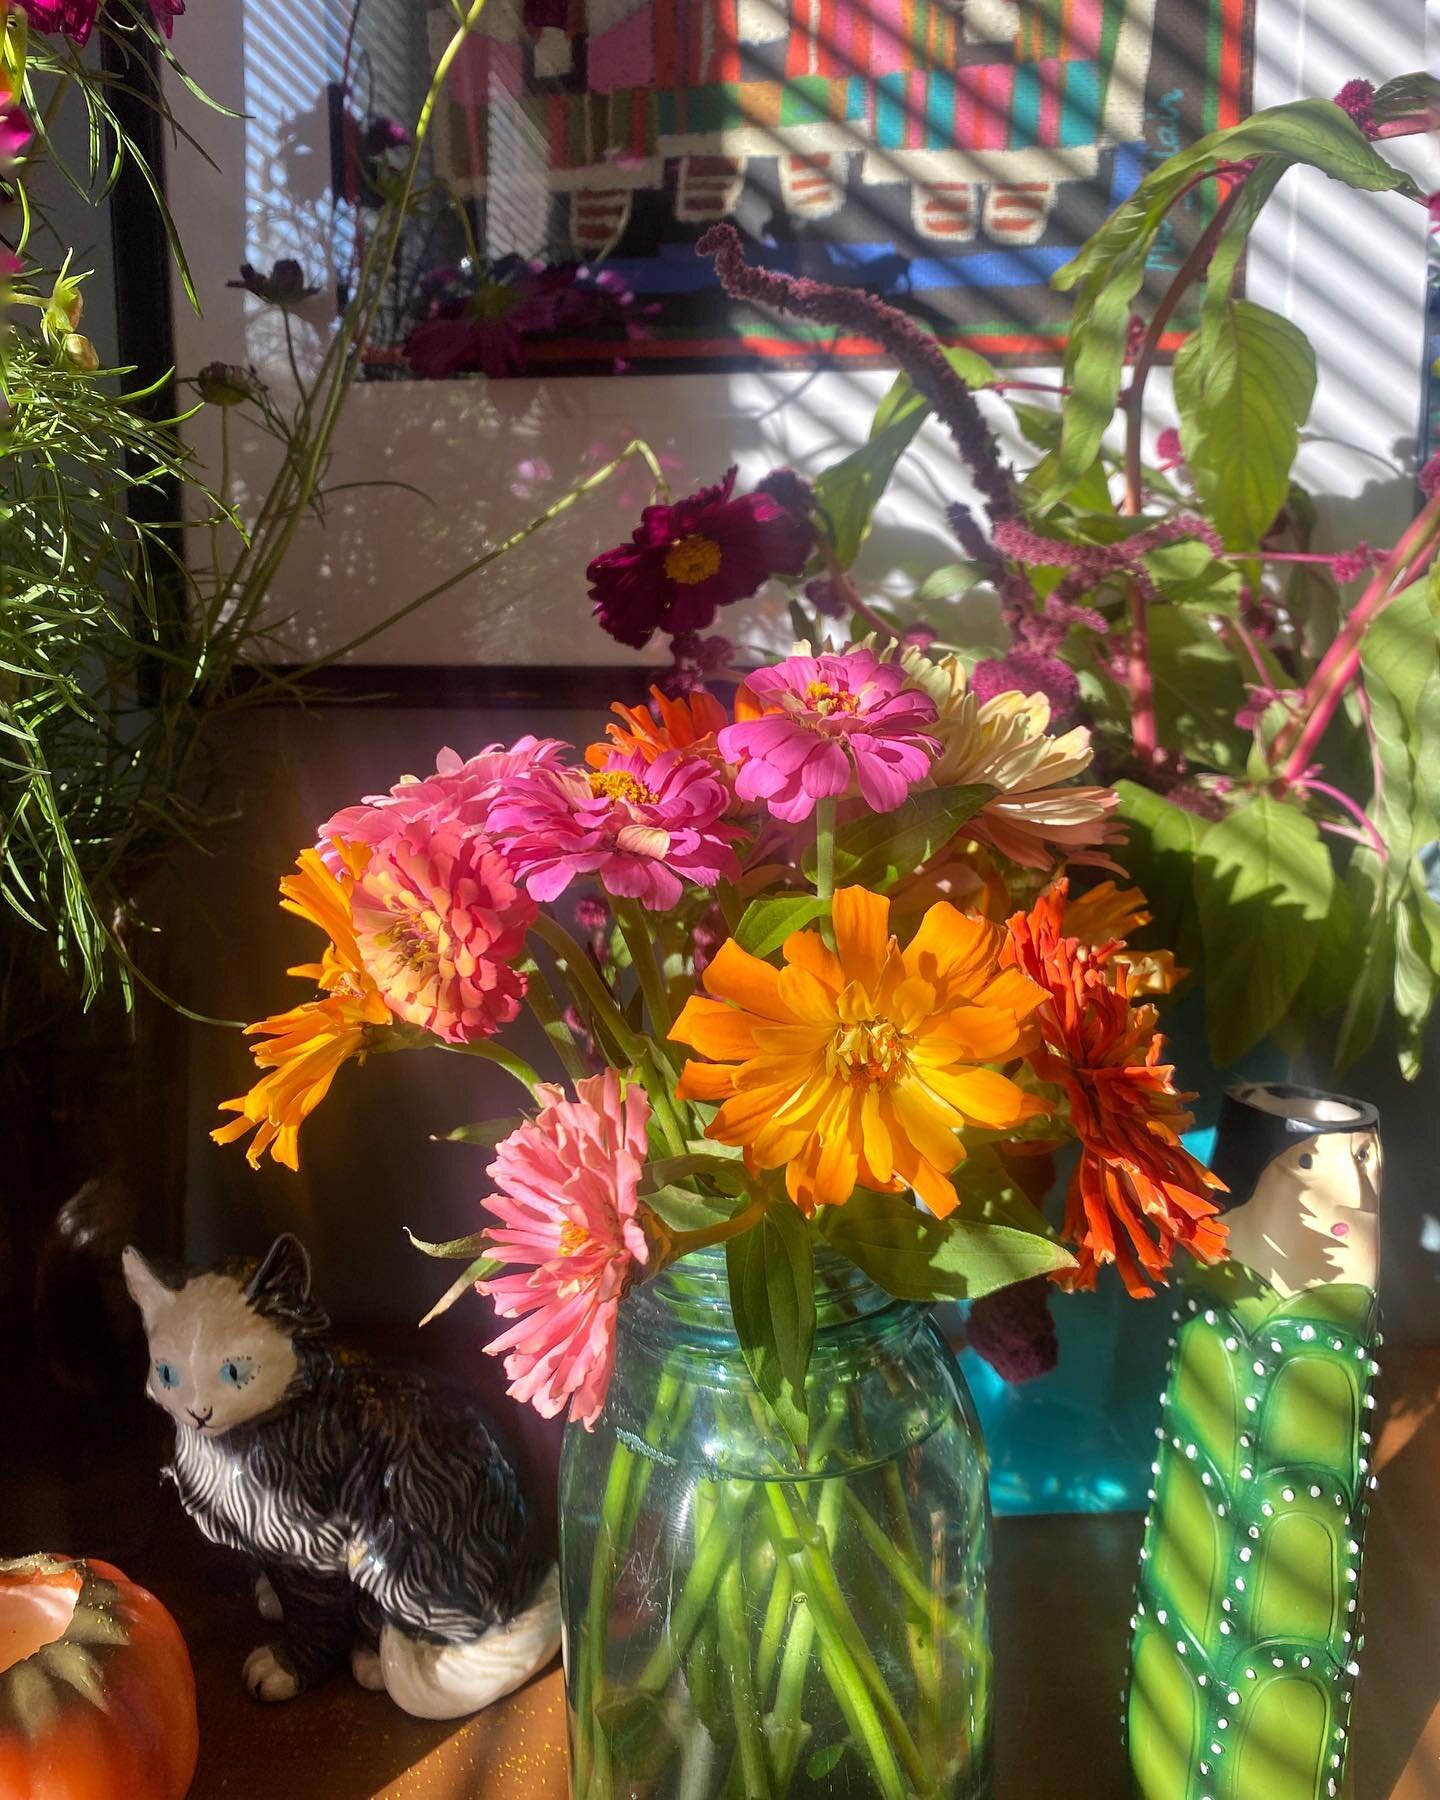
[670,885,1048,1215]
[584,684,730,770]
[1004,889,1225,1297]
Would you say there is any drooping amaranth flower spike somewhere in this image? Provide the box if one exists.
[698,223,1015,528]
[718,645,938,823]
[478,1071,652,1429]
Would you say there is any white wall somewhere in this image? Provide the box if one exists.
[163,0,1433,669]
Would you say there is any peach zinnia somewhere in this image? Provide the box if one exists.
[671,886,1048,1215]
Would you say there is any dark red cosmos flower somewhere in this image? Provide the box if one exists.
[587,468,814,650]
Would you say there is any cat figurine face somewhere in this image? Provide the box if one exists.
[122,1235,321,1436]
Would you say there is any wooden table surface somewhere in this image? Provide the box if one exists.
[7,1350,1440,1797]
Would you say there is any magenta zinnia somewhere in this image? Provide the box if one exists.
[587,467,813,649]
[478,1071,651,1429]
[489,749,741,909]
[349,822,534,1044]
[718,646,938,823]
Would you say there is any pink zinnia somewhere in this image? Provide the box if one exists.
[350,821,534,1043]
[318,736,568,870]
[489,749,742,909]
[717,647,938,823]
[478,1072,651,1428]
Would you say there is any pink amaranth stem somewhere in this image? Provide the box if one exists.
[1276,491,1440,783]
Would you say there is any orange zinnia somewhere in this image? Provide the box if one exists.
[1005,892,1224,1297]
[584,684,729,769]
[1062,879,1182,997]
[670,885,1048,1215]
[212,847,392,1171]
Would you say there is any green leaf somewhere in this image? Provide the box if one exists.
[733,894,832,959]
[641,1184,736,1230]
[418,1254,500,1329]
[1371,71,1440,125]
[644,1151,751,1189]
[817,347,995,567]
[1194,794,1335,1065]
[432,1117,519,1147]
[823,1190,1074,1302]
[1292,876,1357,1021]
[916,562,983,603]
[812,783,993,891]
[813,410,928,570]
[1334,855,1394,1075]
[1043,99,1412,504]
[727,1204,816,1443]
[1140,538,1243,614]
[1173,300,1316,548]
[1144,608,1250,774]
[1392,894,1437,1080]
[404,1227,491,1260]
[806,1745,847,1782]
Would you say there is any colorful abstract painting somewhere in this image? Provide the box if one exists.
[426,0,1252,371]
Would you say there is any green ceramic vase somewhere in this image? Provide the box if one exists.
[1128,1082,1382,1800]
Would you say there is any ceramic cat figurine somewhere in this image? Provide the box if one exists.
[122,1233,560,1719]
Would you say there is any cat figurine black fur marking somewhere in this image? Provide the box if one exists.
[122,1233,560,1718]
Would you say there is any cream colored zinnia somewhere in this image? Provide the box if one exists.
[901,650,1120,871]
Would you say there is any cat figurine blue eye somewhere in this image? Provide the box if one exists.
[122,1233,558,1719]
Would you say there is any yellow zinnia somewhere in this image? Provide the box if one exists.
[670,886,1049,1216]
[212,847,391,1171]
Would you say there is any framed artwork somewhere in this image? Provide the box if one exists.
[412,0,1254,373]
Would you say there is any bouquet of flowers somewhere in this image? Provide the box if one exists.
[217,505,1224,1787]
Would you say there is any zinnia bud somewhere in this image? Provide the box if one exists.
[62,332,99,372]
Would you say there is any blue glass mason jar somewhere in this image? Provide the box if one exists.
[558,1247,992,1799]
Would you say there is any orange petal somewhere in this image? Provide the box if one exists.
[701,938,793,1021]
[925,1065,1048,1129]
[833,887,892,992]
[902,903,1003,996]
[669,995,760,1060]
[782,928,843,994]
[777,963,842,1026]
[676,1060,738,1103]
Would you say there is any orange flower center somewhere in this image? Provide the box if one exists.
[588,769,653,806]
[663,534,723,585]
[828,1016,910,1087]
[558,1220,590,1256]
[804,680,861,718]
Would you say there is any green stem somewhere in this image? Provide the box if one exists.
[813,795,836,908]
[717,1546,773,1799]
[635,1490,738,1694]
[530,911,644,1064]
[439,1037,541,1093]
[574,1438,637,1799]
[520,956,588,1082]
[762,1484,930,1798]
[617,898,674,1048]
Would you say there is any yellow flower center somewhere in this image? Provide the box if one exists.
[558,1220,590,1256]
[804,680,861,718]
[588,769,653,806]
[829,1017,910,1087]
[382,910,441,977]
[663,534,723,585]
